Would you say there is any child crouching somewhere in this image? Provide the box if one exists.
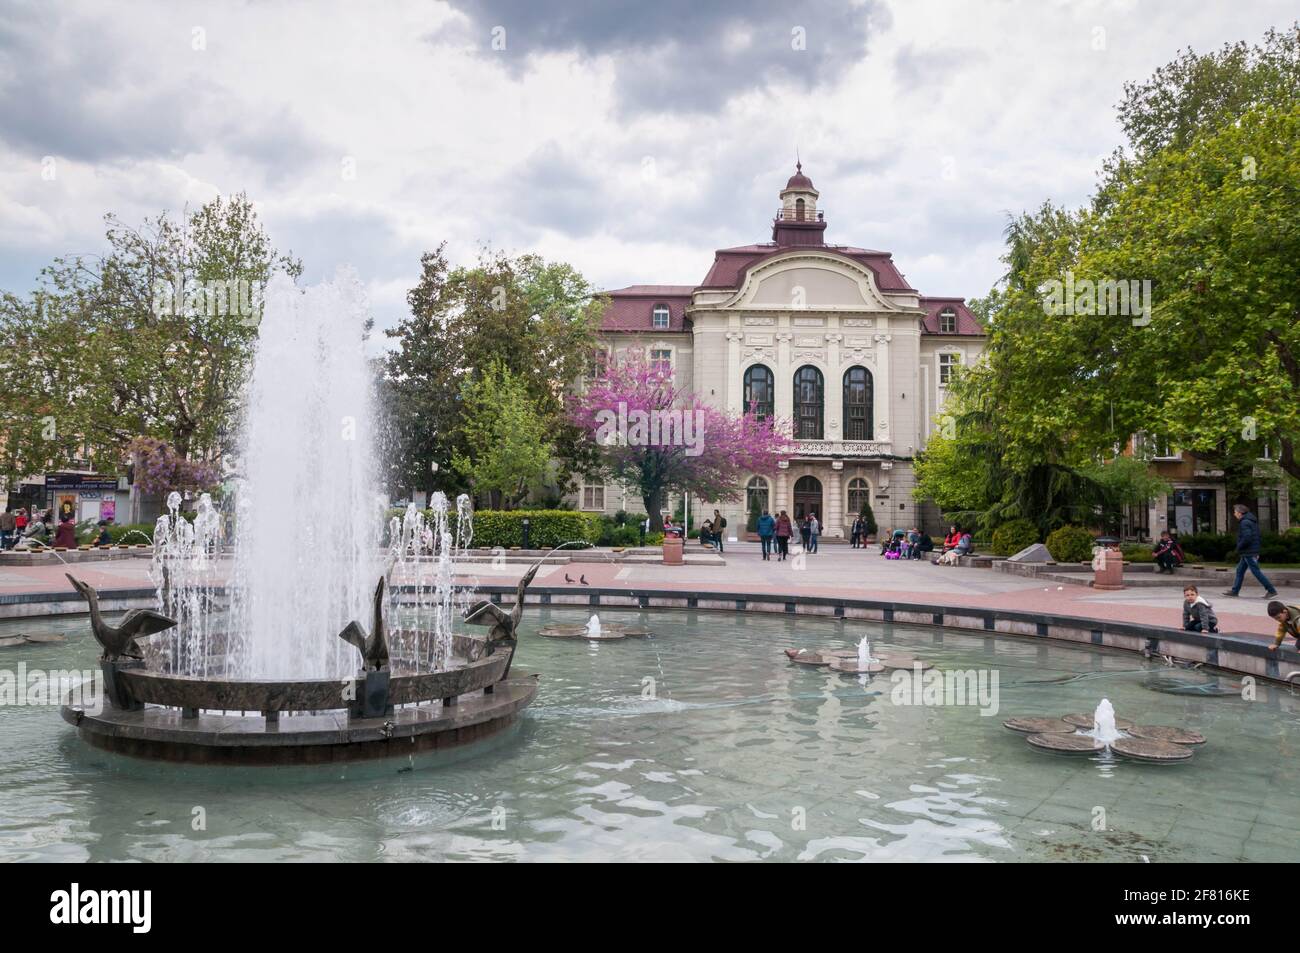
[1182,585,1218,634]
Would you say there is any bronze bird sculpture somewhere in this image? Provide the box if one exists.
[463,561,540,677]
[65,573,177,661]
[336,576,390,672]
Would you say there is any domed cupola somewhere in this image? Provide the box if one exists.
[773,161,826,247]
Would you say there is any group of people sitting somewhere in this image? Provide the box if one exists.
[0,508,115,551]
[879,527,932,560]
[875,525,973,564]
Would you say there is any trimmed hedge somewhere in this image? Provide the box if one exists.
[470,510,600,549]
[1045,525,1095,563]
[386,508,602,550]
[1179,531,1300,564]
[990,519,1039,557]
[104,523,159,545]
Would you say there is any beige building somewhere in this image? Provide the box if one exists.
[575,165,986,539]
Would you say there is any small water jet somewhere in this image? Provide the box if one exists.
[538,613,650,641]
[1085,698,1125,747]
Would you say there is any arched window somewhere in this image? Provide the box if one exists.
[793,365,824,440]
[842,366,873,440]
[743,364,774,419]
[746,476,769,515]
[652,304,670,329]
[938,307,957,334]
[847,477,872,517]
[795,197,806,221]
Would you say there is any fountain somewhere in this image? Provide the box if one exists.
[1010,696,1203,762]
[60,272,540,764]
[783,638,932,674]
[538,610,650,641]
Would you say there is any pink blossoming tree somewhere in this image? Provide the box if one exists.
[568,357,787,532]
[127,437,219,496]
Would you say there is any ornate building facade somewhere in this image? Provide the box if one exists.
[578,164,986,539]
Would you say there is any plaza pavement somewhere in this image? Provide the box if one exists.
[0,541,1288,643]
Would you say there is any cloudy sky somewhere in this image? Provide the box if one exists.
[0,0,1292,337]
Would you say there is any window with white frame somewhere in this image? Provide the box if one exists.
[581,482,606,511]
[650,347,673,376]
[938,352,961,385]
[1150,435,1179,459]
[938,308,957,334]
[652,304,670,329]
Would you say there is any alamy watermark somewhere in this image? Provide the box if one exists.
[593,402,706,456]
[889,664,1000,716]
[1040,271,1152,326]
[152,277,257,323]
[0,663,101,713]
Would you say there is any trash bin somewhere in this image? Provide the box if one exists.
[1092,535,1124,590]
[662,534,684,566]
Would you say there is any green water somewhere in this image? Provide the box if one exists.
[0,609,1297,862]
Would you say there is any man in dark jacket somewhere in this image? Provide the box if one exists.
[1222,504,1277,599]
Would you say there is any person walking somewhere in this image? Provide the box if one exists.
[799,515,812,551]
[775,510,792,561]
[757,509,776,561]
[807,513,820,553]
[0,508,14,550]
[1221,504,1277,599]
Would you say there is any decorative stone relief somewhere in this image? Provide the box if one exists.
[746,334,772,345]
[795,336,820,348]
[793,317,825,327]
[844,318,875,327]
[744,316,776,326]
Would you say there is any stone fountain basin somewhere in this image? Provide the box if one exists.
[118,650,510,712]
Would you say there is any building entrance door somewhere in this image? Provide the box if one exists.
[793,475,823,523]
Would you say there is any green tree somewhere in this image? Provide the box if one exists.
[383,244,604,499]
[917,25,1300,528]
[450,362,553,509]
[0,193,300,483]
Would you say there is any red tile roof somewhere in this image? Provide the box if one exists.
[698,244,915,292]
[598,286,693,333]
[919,297,983,336]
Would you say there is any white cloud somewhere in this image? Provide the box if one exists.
[0,0,1293,331]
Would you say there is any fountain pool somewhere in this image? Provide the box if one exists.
[4,609,1299,861]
